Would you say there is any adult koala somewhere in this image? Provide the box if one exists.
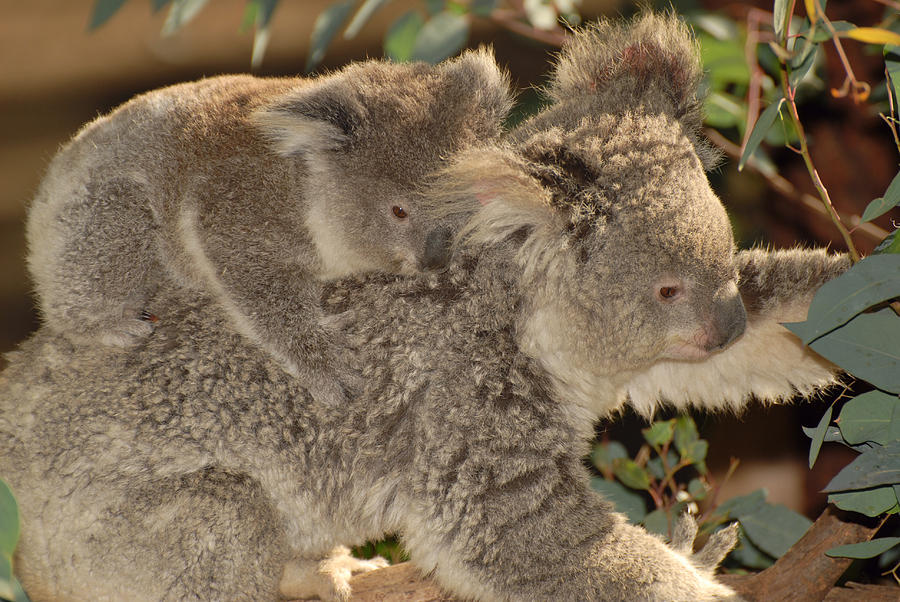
[1,13,846,602]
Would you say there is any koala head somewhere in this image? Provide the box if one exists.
[252,50,512,277]
[431,14,746,412]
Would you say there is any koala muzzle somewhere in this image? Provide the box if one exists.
[420,226,453,270]
[706,294,747,352]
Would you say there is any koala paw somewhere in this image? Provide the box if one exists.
[94,312,156,348]
[280,546,389,601]
[670,514,739,574]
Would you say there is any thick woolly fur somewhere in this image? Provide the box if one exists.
[25,49,512,407]
[3,12,850,602]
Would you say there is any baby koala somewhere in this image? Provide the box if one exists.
[26,49,512,405]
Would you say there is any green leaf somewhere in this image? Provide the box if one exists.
[773,0,790,43]
[784,255,900,346]
[11,576,29,602]
[345,0,392,39]
[838,390,900,445]
[305,0,356,73]
[161,0,210,36]
[0,480,18,558]
[886,45,900,115]
[424,0,445,15]
[716,489,767,519]
[803,423,844,444]
[470,0,498,17]
[730,529,776,569]
[614,460,651,491]
[642,508,671,537]
[789,42,818,88]
[152,0,171,11]
[249,0,280,69]
[591,441,628,472]
[827,537,900,559]
[861,171,900,222]
[806,308,900,394]
[704,91,746,130]
[673,415,699,455]
[384,11,424,62]
[824,441,900,492]
[700,34,751,88]
[739,97,785,171]
[810,20,855,43]
[688,478,708,500]
[88,0,131,29]
[738,504,812,558]
[643,420,674,448]
[590,478,648,524]
[410,12,469,64]
[0,554,13,601]
[874,230,900,255]
[682,440,709,466]
[829,486,900,516]
[647,450,679,481]
[808,404,833,468]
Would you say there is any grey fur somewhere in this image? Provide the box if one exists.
[25,49,512,406]
[3,12,850,602]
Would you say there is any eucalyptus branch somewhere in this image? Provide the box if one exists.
[489,8,567,47]
[815,0,871,102]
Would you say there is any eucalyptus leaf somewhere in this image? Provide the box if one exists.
[810,20,855,43]
[162,0,210,36]
[614,460,651,491]
[838,390,900,445]
[305,0,356,73]
[643,420,674,448]
[806,308,900,394]
[783,255,900,345]
[11,576,29,602]
[0,480,18,558]
[345,0,391,39]
[826,537,900,559]
[642,508,671,537]
[738,97,784,171]
[873,230,900,255]
[591,440,628,472]
[861,171,900,222]
[411,12,469,64]
[470,0,498,17]
[824,441,900,492]
[886,45,900,115]
[647,450,679,481]
[88,0,131,29]
[153,0,171,11]
[845,27,900,47]
[802,423,843,444]
[688,478,708,500]
[789,43,818,88]
[808,404,833,468]
[673,415,699,455]
[829,486,900,517]
[590,478,648,524]
[773,0,789,43]
[729,529,776,569]
[0,554,13,601]
[384,11,424,62]
[738,504,812,558]
[715,489,766,519]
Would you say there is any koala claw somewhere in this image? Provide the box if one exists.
[280,546,388,601]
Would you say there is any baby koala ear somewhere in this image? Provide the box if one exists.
[251,79,364,157]
[436,47,515,135]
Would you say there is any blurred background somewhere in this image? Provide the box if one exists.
[0,0,897,522]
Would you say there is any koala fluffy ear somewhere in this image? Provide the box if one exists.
[428,145,556,249]
[437,47,515,132]
[251,80,364,157]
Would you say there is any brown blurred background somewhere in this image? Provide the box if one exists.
[1,0,897,516]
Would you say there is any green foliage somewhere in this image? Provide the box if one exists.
[353,534,409,565]
[591,416,806,570]
[306,1,356,73]
[0,479,28,602]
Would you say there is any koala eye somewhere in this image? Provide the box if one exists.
[392,205,408,219]
[658,286,681,301]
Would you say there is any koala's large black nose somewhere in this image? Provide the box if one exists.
[420,226,453,270]
[707,295,747,352]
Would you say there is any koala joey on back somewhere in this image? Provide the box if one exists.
[3,13,852,602]
[25,49,512,406]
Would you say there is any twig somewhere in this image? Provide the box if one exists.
[489,8,567,47]
[704,128,891,246]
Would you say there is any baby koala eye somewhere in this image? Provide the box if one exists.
[392,205,408,219]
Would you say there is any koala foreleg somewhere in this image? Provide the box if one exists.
[27,175,161,348]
